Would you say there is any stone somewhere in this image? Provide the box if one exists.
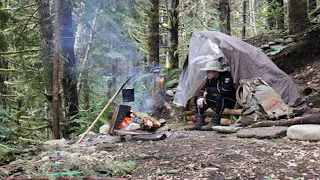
[78,131,97,143]
[212,126,243,133]
[236,126,288,139]
[66,153,81,160]
[268,41,276,45]
[99,124,110,134]
[260,44,270,50]
[43,138,67,146]
[274,38,284,43]
[87,134,122,146]
[284,37,294,44]
[41,156,50,161]
[43,138,69,150]
[270,45,285,51]
[287,124,320,141]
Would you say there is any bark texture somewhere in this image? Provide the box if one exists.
[219,0,231,35]
[35,0,54,125]
[60,0,79,136]
[168,0,179,69]
[0,1,9,109]
[288,0,311,34]
[242,0,247,39]
[53,0,61,139]
[147,0,160,66]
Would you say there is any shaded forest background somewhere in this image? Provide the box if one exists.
[0,0,319,152]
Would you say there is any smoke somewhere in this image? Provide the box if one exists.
[74,0,160,113]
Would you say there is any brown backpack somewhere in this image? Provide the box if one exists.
[236,77,294,125]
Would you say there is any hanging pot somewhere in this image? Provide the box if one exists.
[122,88,135,102]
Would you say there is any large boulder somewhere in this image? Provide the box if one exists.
[287,124,320,141]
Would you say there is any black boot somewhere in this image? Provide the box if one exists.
[201,114,221,131]
[184,115,205,131]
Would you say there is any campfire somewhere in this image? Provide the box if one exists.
[118,116,133,129]
[109,105,133,134]
[108,104,167,136]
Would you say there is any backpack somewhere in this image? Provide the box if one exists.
[236,77,294,125]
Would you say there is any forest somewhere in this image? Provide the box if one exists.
[0,0,320,179]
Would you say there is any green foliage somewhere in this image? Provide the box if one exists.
[70,97,114,135]
[163,68,182,81]
[257,0,286,34]
[25,158,137,178]
[0,148,16,165]
[81,160,138,177]
[0,107,9,141]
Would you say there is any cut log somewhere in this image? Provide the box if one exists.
[248,113,320,128]
[184,108,242,116]
[222,109,242,116]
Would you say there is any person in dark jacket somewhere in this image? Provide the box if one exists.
[185,60,237,131]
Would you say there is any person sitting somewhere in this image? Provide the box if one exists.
[184,60,237,131]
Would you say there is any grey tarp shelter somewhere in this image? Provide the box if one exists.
[173,31,307,115]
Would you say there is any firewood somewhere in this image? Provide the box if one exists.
[183,111,194,115]
[186,115,195,122]
[222,109,242,116]
[248,113,320,128]
[184,109,242,116]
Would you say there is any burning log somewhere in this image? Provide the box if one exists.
[109,105,133,135]
[109,105,167,135]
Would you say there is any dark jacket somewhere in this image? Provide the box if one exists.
[197,71,236,100]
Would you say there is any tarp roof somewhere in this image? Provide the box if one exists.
[173,31,307,115]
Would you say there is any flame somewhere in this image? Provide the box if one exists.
[118,117,133,129]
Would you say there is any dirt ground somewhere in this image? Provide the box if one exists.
[3,36,320,180]
[110,128,320,179]
[110,57,320,179]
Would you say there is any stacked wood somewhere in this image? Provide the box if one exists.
[184,108,242,125]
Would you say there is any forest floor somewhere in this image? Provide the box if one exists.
[2,36,320,180]
[113,47,320,179]
[111,127,320,179]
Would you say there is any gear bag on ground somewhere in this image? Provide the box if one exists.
[236,77,294,125]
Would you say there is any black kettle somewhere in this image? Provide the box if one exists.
[122,88,135,102]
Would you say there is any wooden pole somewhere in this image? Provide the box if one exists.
[76,75,134,143]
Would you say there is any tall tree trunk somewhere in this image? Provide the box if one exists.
[60,0,78,136]
[35,0,54,127]
[78,7,99,110]
[288,0,311,34]
[276,0,284,30]
[167,0,179,69]
[242,0,247,39]
[249,0,256,35]
[53,0,61,139]
[147,0,160,66]
[309,0,317,11]
[219,0,231,35]
[0,0,8,109]
[0,60,7,109]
